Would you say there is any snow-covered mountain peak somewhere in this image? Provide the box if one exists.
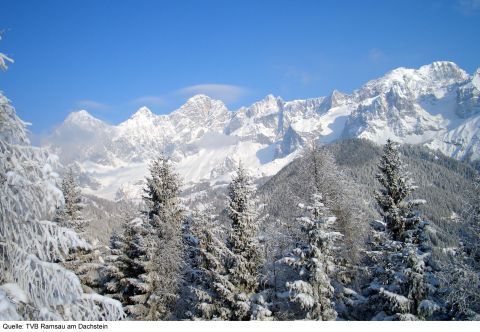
[63,110,105,128]
[354,61,469,103]
[172,94,228,120]
[186,93,212,103]
[356,67,415,99]
[181,94,218,110]
[66,109,94,121]
[472,68,480,90]
[323,89,349,109]
[418,61,468,82]
[161,95,232,140]
[130,106,155,119]
[118,106,161,132]
[263,94,279,102]
[246,94,283,117]
[330,89,345,98]
[44,61,480,200]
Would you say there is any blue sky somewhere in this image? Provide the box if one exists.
[1,0,479,134]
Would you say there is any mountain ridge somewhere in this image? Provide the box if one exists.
[43,61,480,200]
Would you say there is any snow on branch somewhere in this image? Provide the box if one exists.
[0,53,13,71]
[2,219,90,262]
[2,243,83,307]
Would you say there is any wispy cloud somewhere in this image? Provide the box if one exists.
[131,96,165,107]
[368,48,387,63]
[176,84,249,103]
[456,0,480,14]
[76,99,110,111]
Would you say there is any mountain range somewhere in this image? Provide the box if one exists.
[42,61,480,200]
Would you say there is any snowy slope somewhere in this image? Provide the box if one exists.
[43,61,480,200]
[426,114,480,161]
[343,62,470,144]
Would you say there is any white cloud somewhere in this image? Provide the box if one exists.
[176,84,248,103]
[131,96,165,107]
[76,99,110,110]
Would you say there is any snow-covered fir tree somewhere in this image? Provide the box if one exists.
[281,193,341,320]
[101,200,139,305]
[225,163,265,320]
[0,57,124,320]
[189,208,236,320]
[119,217,151,319]
[101,181,166,321]
[374,139,424,241]
[139,155,185,320]
[466,173,480,265]
[438,245,480,320]
[366,139,440,320]
[55,168,106,294]
[175,213,197,319]
[99,211,151,320]
[102,229,126,300]
[302,144,368,319]
[305,143,367,283]
[437,173,480,320]
[55,168,86,233]
[63,240,106,294]
[0,32,13,71]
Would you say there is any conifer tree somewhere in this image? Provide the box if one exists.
[466,173,480,263]
[438,173,480,319]
[438,247,480,319]
[190,208,236,320]
[56,168,105,293]
[101,201,138,305]
[102,159,183,320]
[374,139,422,241]
[367,139,439,320]
[56,168,86,233]
[225,163,264,320]
[305,143,367,287]
[102,230,126,299]
[122,218,151,319]
[282,193,340,320]
[140,155,185,320]
[0,49,123,319]
[100,215,151,319]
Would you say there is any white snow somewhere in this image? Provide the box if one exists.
[427,113,480,160]
[0,52,13,71]
[41,61,480,201]
[0,289,21,320]
[472,69,480,90]
[0,284,29,304]
[1,89,125,321]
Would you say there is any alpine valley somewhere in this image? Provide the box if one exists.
[42,61,480,200]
